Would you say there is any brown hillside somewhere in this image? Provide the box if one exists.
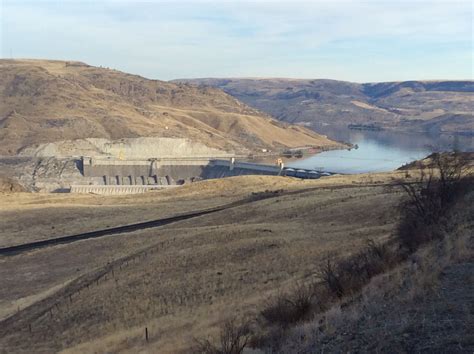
[175,78,474,135]
[0,60,339,155]
[0,173,403,352]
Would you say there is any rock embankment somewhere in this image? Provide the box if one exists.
[0,177,26,193]
[19,137,232,159]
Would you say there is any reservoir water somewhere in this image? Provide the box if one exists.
[288,127,474,174]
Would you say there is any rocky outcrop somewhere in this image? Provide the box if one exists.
[19,137,231,159]
[0,177,26,193]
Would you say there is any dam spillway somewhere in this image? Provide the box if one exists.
[70,185,179,195]
[1,155,284,194]
[81,156,285,182]
[70,156,330,194]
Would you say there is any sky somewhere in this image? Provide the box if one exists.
[1,0,472,82]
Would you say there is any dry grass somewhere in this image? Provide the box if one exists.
[0,175,302,247]
[0,172,406,247]
[0,177,26,193]
[278,219,473,353]
[263,164,474,353]
[0,59,339,155]
[0,173,404,353]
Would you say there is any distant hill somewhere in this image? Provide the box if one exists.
[174,78,474,135]
[0,60,339,156]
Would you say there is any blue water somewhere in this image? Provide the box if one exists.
[288,139,430,174]
[288,128,473,174]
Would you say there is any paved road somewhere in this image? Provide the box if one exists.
[0,198,252,256]
[0,182,395,257]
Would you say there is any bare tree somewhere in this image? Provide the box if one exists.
[194,319,251,354]
[397,152,472,250]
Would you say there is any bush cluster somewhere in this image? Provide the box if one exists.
[194,320,251,354]
[196,152,472,351]
[397,152,472,251]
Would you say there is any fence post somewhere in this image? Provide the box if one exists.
[145,327,149,342]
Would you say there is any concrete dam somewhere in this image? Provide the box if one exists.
[71,156,330,194]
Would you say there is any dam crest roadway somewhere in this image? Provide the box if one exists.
[71,156,335,194]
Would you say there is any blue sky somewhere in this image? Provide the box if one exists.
[1,0,472,82]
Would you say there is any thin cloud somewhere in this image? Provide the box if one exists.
[1,0,472,81]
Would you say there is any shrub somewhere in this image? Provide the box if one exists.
[396,152,471,251]
[362,239,393,276]
[318,240,395,298]
[194,319,251,354]
[260,283,314,326]
[294,150,304,158]
[317,259,345,298]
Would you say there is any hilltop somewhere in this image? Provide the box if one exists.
[174,78,474,135]
[0,60,339,156]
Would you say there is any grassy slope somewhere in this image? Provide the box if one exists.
[279,193,473,353]
[0,173,404,353]
[0,60,338,155]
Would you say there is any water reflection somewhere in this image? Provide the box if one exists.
[289,127,474,174]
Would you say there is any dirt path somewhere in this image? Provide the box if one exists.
[0,199,248,256]
[0,182,400,352]
[1,182,397,256]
